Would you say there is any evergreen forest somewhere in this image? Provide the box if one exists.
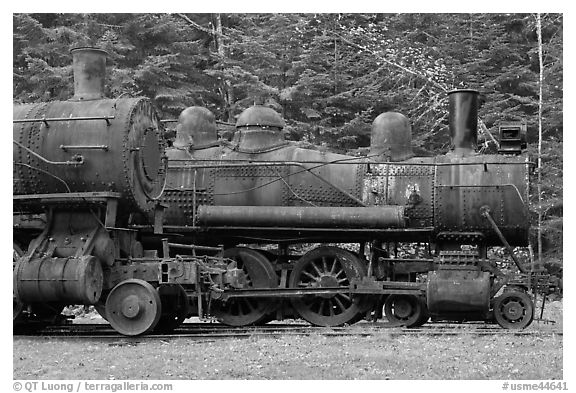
[12,13,563,267]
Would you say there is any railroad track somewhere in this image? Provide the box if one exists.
[13,321,562,340]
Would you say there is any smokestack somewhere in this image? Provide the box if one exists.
[448,89,479,155]
[70,47,107,101]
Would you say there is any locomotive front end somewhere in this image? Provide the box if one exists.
[13,48,168,330]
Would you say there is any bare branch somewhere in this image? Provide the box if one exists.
[95,23,123,29]
[478,119,500,148]
[333,31,449,93]
[175,13,227,39]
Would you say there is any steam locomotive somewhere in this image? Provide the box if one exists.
[13,47,556,335]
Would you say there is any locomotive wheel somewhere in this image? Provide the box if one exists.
[94,297,109,321]
[155,284,189,332]
[384,295,427,328]
[347,295,379,324]
[493,290,534,329]
[13,300,25,323]
[289,246,367,327]
[13,242,25,322]
[105,279,162,336]
[412,297,430,327]
[212,247,278,326]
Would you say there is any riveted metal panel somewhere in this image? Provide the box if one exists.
[287,148,365,207]
[362,161,435,226]
[161,189,211,226]
[434,155,529,245]
[213,165,286,206]
[289,179,359,206]
[362,164,388,205]
[388,164,432,177]
[162,146,220,226]
[387,163,435,227]
[435,184,504,231]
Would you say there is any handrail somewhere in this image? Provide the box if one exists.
[13,140,84,166]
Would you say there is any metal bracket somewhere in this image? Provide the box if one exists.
[105,198,118,228]
[153,203,168,234]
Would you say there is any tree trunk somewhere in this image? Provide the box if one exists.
[213,13,235,123]
[536,13,544,264]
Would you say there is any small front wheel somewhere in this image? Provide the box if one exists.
[105,279,162,336]
[493,290,534,329]
[384,295,428,328]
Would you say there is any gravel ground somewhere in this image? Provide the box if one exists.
[14,332,563,380]
[13,300,563,380]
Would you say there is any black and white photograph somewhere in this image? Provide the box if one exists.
[10,10,565,387]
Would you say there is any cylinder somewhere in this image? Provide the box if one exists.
[196,205,406,229]
[15,255,103,304]
[448,89,479,155]
[71,47,107,101]
[370,112,413,161]
[426,270,490,317]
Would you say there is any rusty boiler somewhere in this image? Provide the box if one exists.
[13,47,167,216]
[163,105,406,231]
[163,90,530,247]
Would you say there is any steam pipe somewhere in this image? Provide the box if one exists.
[196,205,406,229]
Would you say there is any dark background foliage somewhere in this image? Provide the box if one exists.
[12,13,563,260]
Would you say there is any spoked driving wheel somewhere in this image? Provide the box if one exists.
[212,247,278,326]
[289,246,367,327]
[384,295,428,327]
[105,279,162,336]
[493,290,534,329]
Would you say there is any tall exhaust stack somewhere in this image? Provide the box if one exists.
[70,47,107,101]
[448,89,479,155]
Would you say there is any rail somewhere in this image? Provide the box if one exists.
[170,158,536,167]
[14,321,562,340]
